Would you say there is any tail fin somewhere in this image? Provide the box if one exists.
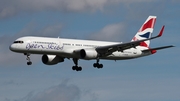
[131,16,156,48]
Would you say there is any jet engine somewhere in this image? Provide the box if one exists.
[79,49,98,60]
[42,55,64,65]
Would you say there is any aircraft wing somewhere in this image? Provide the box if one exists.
[95,26,165,56]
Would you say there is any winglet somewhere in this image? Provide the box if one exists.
[143,25,165,41]
[158,25,165,37]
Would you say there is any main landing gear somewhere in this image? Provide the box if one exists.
[24,53,32,65]
[72,58,103,71]
[93,58,103,69]
[72,58,82,71]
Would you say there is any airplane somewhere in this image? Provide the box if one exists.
[9,16,174,71]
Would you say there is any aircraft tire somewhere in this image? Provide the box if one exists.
[27,62,32,65]
[77,66,82,71]
[93,63,98,68]
[72,66,76,70]
[72,66,82,71]
[99,64,103,68]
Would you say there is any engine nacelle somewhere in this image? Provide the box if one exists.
[42,55,64,65]
[79,49,98,60]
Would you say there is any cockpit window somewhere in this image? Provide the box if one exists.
[14,41,24,44]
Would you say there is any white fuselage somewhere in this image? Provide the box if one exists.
[10,36,151,60]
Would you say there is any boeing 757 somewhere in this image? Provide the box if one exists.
[10,16,174,71]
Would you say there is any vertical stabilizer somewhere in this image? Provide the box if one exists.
[131,16,156,48]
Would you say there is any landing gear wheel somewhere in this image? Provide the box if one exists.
[72,66,82,71]
[72,66,76,70]
[72,58,82,71]
[94,63,103,68]
[27,61,32,65]
[93,63,97,68]
[77,66,82,71]
[99,64,103,68]
[93,58,103,69]
[25,53,32,65]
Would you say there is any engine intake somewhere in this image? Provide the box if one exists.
[42,55,64,65]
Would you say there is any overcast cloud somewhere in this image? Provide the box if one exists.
[0,0,158,19]
[7,80,98,101]
[89,23,126,41]
[26,82,81,101]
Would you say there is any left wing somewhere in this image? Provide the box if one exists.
[96,26,166,56]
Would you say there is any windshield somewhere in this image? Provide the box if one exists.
[14,41,24,44]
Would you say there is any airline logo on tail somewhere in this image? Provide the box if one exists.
[139,32,151,39]
[132,16,156,48]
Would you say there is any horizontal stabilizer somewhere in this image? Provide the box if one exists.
[142,45,174,52]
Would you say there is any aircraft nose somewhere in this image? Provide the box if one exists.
[9,44,13,51]
[9,44,16,51]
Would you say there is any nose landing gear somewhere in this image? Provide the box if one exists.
[24,53,32,65]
